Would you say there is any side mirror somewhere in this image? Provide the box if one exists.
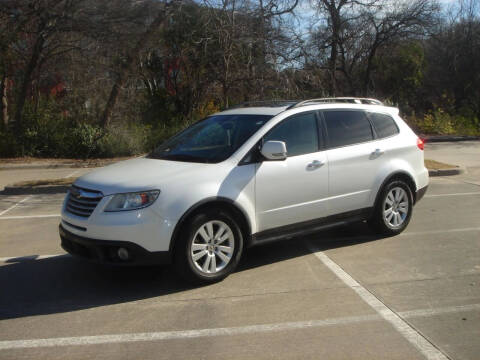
[260,140,287,161]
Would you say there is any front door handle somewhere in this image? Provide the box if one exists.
[307,160,324,169]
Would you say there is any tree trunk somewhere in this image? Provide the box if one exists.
[327,1,340,97]
[0,75,8,128]
[100,9,169,128]
[363,43,379,95]
[14,35,45,135]
[330,36,337,96]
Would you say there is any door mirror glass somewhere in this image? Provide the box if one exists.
[261,141,287,160]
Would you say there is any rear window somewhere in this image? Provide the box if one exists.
[323,110,373,148]
[368,113,399,138]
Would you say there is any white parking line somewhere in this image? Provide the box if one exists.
[0,302,478,350]
[401,303,480,318]
[307,244,449,360]
[0,195,33,216]
[0,314,382,350]
[425,192,480,198]
[0,214,60,220]
[64,169,81,179]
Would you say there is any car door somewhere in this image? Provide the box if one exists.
[255,111,329,232]
[321,109,385,215]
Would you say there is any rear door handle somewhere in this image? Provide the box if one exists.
[307,160,324,169]
[371,148,384,156]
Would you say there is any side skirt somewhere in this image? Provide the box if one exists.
[250,208,373,247]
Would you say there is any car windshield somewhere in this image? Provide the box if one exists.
[148,114,273,163]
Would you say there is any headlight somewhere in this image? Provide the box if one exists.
[105,190,160,212]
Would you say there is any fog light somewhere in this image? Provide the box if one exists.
[117,247,130,260]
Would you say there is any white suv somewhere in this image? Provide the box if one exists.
[60,98,429,283]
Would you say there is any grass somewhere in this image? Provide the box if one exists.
[424,159,458,170]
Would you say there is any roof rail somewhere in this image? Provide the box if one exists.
[288,97,383,109]
[229,100,297,109]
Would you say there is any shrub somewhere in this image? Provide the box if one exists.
[20,97,71,157]
[67,123,104,159]
[408,107,480,136]
[97,123,150,157]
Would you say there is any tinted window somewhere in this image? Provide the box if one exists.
[264,112,318,157]
[323,110,373,148]
[368,112,399,138]
[148,114,272,163]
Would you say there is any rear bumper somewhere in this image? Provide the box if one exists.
[416,185,428,203]
[59,225,171,266]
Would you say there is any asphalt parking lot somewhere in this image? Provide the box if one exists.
[0,144,479,360]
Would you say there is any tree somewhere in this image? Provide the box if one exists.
[374,41,425,106]
[0,0,90,136]
[312,0,380,95]
[100,1,174,128]
[310,0,437,96]
[358,0,437,94]
[424,0,480,118]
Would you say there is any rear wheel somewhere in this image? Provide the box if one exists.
[174,209,244,284]
[369,180,413,235]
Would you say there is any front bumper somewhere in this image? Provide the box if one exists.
[59,225,171,266]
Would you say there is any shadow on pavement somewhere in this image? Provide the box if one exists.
[0,222,387,320]
[1,185,70,196]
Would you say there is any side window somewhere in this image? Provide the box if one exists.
[368,112,399,138]
[264,112,319,157]
[323,110,373,148]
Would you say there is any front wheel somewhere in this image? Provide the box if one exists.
[368,180,413,235]
[174,209,244,284]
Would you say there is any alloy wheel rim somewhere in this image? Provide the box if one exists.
[383,187,409,228]
[190,220,235,274]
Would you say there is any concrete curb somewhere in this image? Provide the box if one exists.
[428,167,465,177]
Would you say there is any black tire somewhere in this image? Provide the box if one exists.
[368,180,414,235]
[173,208,244,285]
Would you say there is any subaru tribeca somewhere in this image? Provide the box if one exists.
[59,98,429,283]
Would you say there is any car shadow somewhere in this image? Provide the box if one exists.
[0,222,388,320]
[1,185,70,195]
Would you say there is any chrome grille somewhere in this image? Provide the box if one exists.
[66,185,103,218]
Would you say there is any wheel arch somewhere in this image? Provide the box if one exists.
[169,197,252,253]
[373,171,418,211]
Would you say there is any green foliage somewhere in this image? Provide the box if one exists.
[21,97,72,157]
[68,123,104,159]
[97,123,150,157]
[375,42,425,107]
[0,93,223,158]
[0,97,153,158]
[0,130,17,157]
[2,2,479,159]
[409,107,480,136]
[144,119,192,152]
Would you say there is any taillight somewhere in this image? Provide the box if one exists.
[417,138,424,150]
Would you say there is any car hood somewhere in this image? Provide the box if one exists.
[74,157,213,196]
